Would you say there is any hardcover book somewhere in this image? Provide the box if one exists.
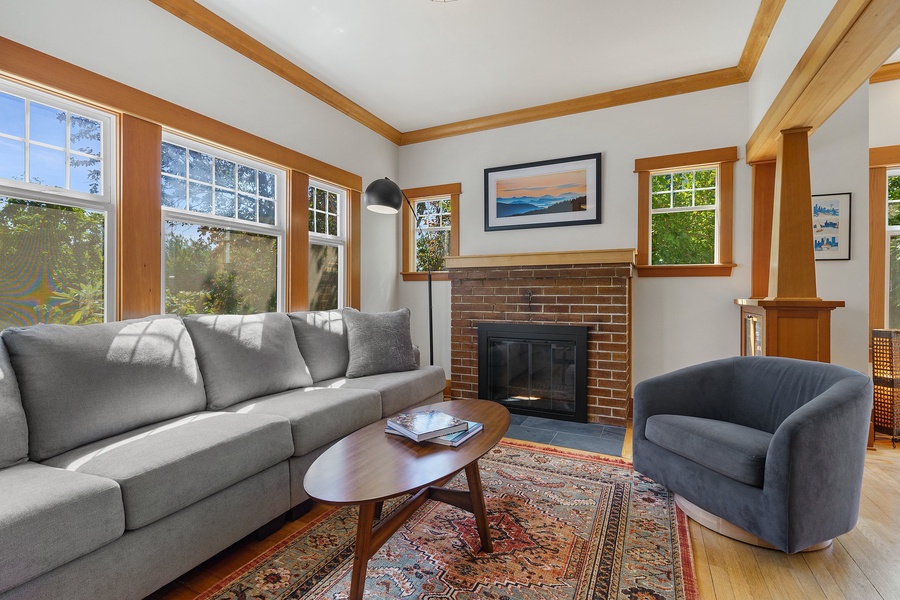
[386,420,483,446]
[386,410,468,442]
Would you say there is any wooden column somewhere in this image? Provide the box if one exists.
[118,115,162,320]
[737,128,843,363]
[768,127,818,300]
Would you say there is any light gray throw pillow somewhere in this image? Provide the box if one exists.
[184,312,314,409]
[343,308,418,378]
[0,338,28,468]
[288,310,350,382]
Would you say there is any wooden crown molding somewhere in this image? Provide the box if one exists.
[747,0,900,163]
[0,37,362,191]
[871,61,900,84]
[148,0,403,145]
[152,0,783,146]
[400,67,747,146]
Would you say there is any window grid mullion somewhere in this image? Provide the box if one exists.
[23,99,30,185]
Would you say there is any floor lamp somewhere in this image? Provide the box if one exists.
[364,177,434,366]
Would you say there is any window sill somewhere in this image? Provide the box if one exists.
[401,271,450,282]
[635,264,736,277]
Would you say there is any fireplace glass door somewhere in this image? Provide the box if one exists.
[487,338,577,416]
[478,323,587,422]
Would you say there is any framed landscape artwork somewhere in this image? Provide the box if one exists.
[484,153,601,231]
[812,193,851,260]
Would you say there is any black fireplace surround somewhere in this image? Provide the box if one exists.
[477,322,588,422]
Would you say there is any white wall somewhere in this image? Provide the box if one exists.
[810,86,870,373]
[400,85,753,383]
[0,0,401,312]
[870,79,900,148]
[748,0,836,134]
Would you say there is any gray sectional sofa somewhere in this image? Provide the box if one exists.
[0,309,445,600]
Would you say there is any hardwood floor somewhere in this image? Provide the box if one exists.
[689,437,900,600]
[149,435,900,600]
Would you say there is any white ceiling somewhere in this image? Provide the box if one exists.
[195,0,763,132]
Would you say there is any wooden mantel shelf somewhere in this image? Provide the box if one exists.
[445,248,636,269]
[735,298,845,309]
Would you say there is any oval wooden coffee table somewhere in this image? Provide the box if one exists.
[303,399,510,600]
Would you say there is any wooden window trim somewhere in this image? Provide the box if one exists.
[634,146,738,277]
[0,40,362,318]
[868,144,900,336]
[401,183,461,282]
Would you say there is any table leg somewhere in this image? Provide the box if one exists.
[464,461,492,553]
[349,502,376,600]
[374,501,383,520]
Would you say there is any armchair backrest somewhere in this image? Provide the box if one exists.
[730,356,866,433]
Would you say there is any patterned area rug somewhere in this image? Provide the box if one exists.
[198,440,697,600]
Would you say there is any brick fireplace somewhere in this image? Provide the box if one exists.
[446,249,635,427]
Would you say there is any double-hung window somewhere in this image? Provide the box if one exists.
[308,181,346,310]
[0,79,116,329]
[401,183,461,281]
[161,134,285,315]
[634,147,737,276]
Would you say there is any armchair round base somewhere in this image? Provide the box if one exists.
[674,494,833,553]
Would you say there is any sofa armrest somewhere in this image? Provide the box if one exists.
[764,375,872,551]
[633,357,736,442]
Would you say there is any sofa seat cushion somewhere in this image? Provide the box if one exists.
[42,412,293,530]
[184,313,314,410]
[317,365,446,417]
[0,462,124,594]
[645,414,773,488]
[223,387,382,456]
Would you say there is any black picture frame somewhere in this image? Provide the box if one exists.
[484,152,601,232]
[812,192,851,261]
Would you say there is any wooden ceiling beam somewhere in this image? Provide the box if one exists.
[746,0,900,163]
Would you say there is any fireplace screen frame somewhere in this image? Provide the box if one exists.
[477,322,588,422]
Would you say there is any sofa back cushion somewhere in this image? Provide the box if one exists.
[0,337,28,468]
[730,356,867,433]
[184,312,313,409]
[288,310,350,382]
[1,316,206,461]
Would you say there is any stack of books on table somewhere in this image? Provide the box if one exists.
[385,410,484,447]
